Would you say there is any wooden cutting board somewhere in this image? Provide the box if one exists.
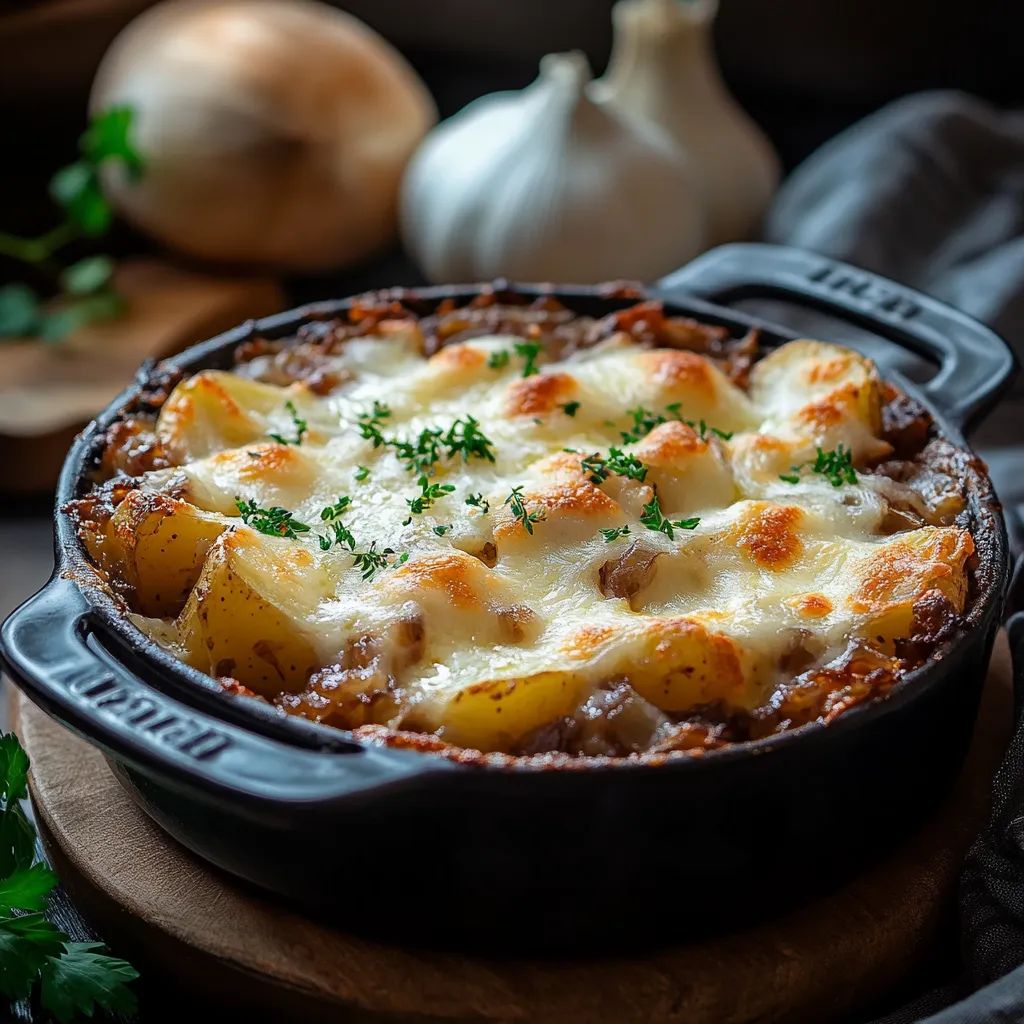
[10,633,1013,1024]
[0,258,283,494]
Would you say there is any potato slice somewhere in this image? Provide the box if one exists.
[177,530,333,695]
[112,489,228,617]
[432,670,589,753]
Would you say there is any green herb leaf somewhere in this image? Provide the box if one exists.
[504,485,545,535]
[49,162,111,237]
[561,401,581,417]
[268,399,307,446]
[599,526,631,543]
[639,494,700,539]
[605,447,647,482]
[465,493,490,513]
[779,445,857,487]
[513,341,542,378]
[487,349,511,370]
[351,543,398,581]
[39,291,127,344]
[407,475,456,516]
[39,941,139,1023]
[0,284,42,338]
[0,733,29,804]
[432,525,451,536]
[0,913,67,1000]
[80,106,144,180]
[235,498,311,539]
[778,473,801,485]
[354,465,370,482]
[443,415,496,464]
[0,805,36,880]
[60,255,114,296]
[0,864,58,914]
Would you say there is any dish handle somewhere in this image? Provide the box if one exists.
[0,576,449,818]
[654,243,1018,434]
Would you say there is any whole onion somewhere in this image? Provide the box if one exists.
[90,0,437,271]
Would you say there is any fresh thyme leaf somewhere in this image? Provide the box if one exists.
[0,864,58,915]
[354,465,370,482]
[351,543,398,581]
[487,349,511,369]
[319,496,352,521]
[620,405,666,445]
[710,426,734,441]
[465,493,490,513]
[605,447,647,482]
[356,401,392,449]
[561,401,581,417]
[599,526,631,543]
[0,284,42,338]
[505,485,545,535]
[433,525,451,536]
[0,913,67,1001]
[49,162,111,237]
[407,475,456,515]
[316,497,355,551]
[514,341,542,377]
[80,106,144,178]
[40,941,139,1023]
[234,498,311,538]
[779,445,857,487]
[392,427,443,474]
[639,494,700,539]
[268,399,308,446]
[443,415,496,463]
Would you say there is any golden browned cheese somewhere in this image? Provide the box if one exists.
[82,306,975,761]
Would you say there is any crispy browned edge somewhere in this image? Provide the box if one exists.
[64,285,1002,769]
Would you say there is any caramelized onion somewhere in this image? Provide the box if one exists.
[598,540,660,600]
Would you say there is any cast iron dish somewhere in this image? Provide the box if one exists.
[2,244,1020,951]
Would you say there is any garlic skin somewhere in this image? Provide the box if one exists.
[400,52,705,285]
[597,0,780,246]
[90,0,437,271]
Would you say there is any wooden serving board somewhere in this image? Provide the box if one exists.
[10,633,1013,1024]
[0,258,283,495]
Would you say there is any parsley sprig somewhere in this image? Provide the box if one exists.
[618,403,733,445]
[505,486,546,535]
[779,445,857,487]
[0,107,144,345]
[0,733,139,1017]
[268,400,308,446]
[487,341,543,377]
[639,494,700,539]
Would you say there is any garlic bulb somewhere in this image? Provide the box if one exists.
[597,0,780,246]
[90,0,437,271]
[400,52,705,284]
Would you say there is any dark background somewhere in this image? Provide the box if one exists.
[3,0,1024,304]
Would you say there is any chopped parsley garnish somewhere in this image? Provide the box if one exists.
[354,465,370,482]
[639,494,700,539]
[407,475,456,515]
[561,401,581,417]
[268,399,307,446]
[465,493,490,513]
[443,415,496,463]
[779,445,857,487]
[488,341,543,377]
[352,543,403,581]
[514,341,542,377]
[599,525,632,543]
[433,525,451,536]
[505,485,546,535]
[235,498,311,538]
[0,731,139,1012]
[618,403,732,444]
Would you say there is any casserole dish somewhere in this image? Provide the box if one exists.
[1,243,1018,951]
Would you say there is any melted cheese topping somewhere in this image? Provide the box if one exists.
[117,327,973,755]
